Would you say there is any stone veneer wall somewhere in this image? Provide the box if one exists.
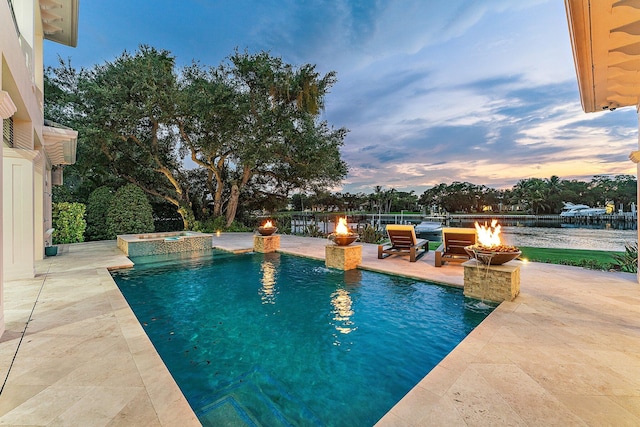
[325,244,362,270]
[253,235,280,253]
[117,233,213,257]
[462,260,520,303]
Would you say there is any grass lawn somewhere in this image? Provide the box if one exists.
[519,246,621,270]
[428,242,442,251]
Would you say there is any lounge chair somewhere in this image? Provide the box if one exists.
[378,224,428,262]
[434,227,477,267]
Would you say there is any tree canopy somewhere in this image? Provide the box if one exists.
[289,174,636,216]
[177,50,347,226]
[46,46,348,228]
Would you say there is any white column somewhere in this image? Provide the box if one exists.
[0,90,17,338]
[33,153,44,261]
[3,148,37,280]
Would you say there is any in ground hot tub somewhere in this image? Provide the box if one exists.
[117,231,213,256]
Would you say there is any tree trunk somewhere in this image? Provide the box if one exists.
[178,203,197,230]
[226,183,240,227]
[210,158,226,217]
[213,174,224,217]
[225,165,252,227]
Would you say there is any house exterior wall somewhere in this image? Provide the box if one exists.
[3,148,36,280]
[34,152,44,261]
[2,1,39,282]
[0,60,3,340]
[1,0,79,335]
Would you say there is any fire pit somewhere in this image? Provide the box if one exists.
[257,220,278,236]
[465,220,521,265]
[328,218,358,246]
[465,246,521,265]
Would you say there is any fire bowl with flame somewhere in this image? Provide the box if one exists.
[465,219,521,265]
[328,217,359,246]
[257,220,278,236]
[465,245,521,265]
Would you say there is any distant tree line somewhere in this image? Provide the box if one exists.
[290,185,421,214]
[289,175,637,215]
[423,175,637,214]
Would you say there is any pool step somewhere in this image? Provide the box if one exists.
[194,366,322,427]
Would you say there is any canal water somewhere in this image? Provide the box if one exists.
[499,226,636,252]
[291,218,637,252]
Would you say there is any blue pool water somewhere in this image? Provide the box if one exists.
[111,251,495,426]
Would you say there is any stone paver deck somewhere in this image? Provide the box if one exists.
[0,233,638,425]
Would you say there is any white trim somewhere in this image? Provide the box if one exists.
[0,91,17,119]
[42,124,77,165]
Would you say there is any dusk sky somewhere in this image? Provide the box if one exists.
[44,0,639,194]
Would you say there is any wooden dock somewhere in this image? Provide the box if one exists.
[445,213,636,227]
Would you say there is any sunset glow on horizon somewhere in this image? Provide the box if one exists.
[45,0,639,194]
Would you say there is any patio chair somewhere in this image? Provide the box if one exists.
[378,224,428,262]
[434,227,477,267]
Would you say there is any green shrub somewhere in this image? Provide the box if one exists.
[305,224,325,237]
[197,216,227,233]
[107,184,155,236]
[197,216,252,233]
[612,242,638,273]
[52,185,76,203]
[272,214,291,235]
[85,186,114,241]
[358,224,384,244]
[52,202,86,244]
[226,220,252,232]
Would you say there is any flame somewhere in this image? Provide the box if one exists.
[263,220,274,228]
[335,217,350,235]
[475,219,501,247]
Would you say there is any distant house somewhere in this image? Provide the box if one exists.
[1,0,79,335]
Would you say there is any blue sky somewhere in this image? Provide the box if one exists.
[44,0,639,194]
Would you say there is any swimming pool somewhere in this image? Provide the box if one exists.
[111,251,495,426]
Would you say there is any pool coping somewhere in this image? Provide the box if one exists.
[2,234,639,425]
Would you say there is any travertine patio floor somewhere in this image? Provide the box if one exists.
[0,233,638,426]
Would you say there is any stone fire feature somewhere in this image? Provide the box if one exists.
[462,259,520,303]
[325,244,362,270]
[253,234,280,253]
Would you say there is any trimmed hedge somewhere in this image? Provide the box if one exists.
[107,184,155,236]
[85,186,114,241]
[52,202,86,244]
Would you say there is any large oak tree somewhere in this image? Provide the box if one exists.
[177,50,348,226]
[46,47,348,228]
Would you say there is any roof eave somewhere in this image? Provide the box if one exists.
[41,0,79,48]
[566,0,640,113]
[42,124,78,165]
[565,0,597,113]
